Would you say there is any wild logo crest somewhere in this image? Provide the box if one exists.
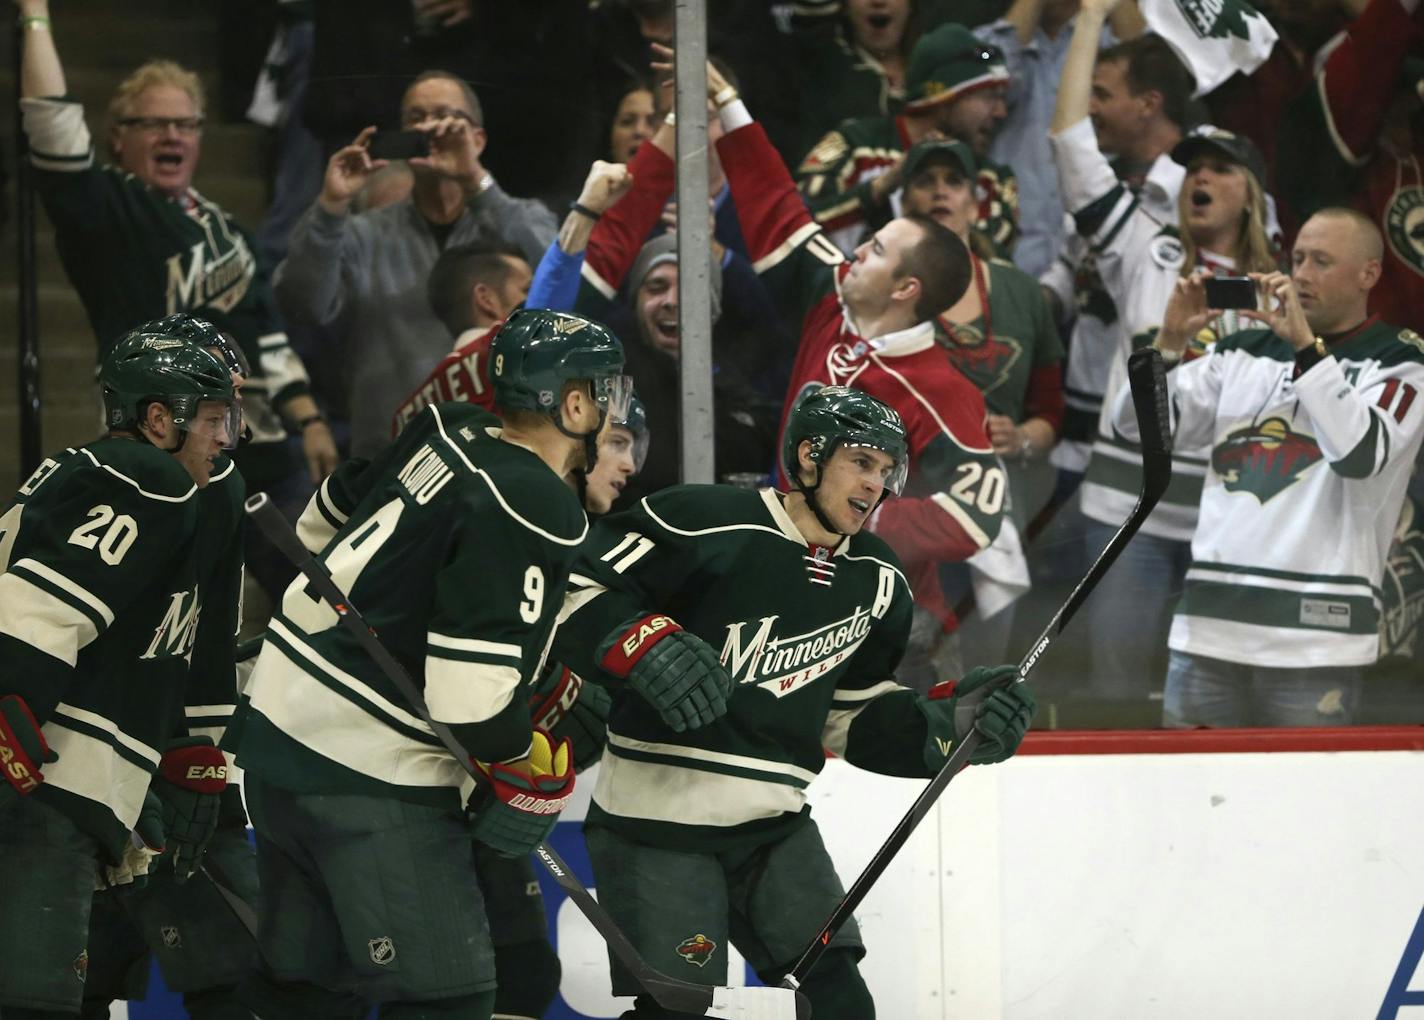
[1384,185,1424,279]
[141,585,202,661]
[675,933,717,967]
[937,320,1023,398]
[1210,416,1323,503]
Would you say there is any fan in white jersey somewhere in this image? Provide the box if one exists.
[1118,207,1424,726]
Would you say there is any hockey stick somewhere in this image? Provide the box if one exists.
[245,494,810,1020]
[783,347,1173,990]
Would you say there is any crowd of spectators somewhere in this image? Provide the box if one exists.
[16,0,1424,730]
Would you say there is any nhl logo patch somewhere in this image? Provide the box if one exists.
[368,936,396,966]
[675,933,717,968]
[161,926,183,949]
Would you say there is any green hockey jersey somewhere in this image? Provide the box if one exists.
[184,456,246,749]
[554,485,940,853]
[0,438,202,858]
[232,403,588,808]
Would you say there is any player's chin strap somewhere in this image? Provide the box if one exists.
[792,463,845,539]
[553,407,605,472]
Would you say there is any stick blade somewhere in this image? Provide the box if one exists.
[1126,347,1173,501]
[708,984,813,1020]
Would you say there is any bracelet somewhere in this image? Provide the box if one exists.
[663,111,676,126]
[569,201,601,222]
[19,14,50,29]
[297,414,327,430]
[712,85,739,108]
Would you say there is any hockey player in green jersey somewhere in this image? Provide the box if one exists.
[0,323,240,1017]
[229,308,635,1020]
[553,385,1038,1020]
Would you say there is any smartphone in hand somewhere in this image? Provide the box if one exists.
[1203,275,1256,310]
[367,130,430,161]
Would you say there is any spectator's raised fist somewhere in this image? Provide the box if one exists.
[320,127,390,215]
[577,160,635,216]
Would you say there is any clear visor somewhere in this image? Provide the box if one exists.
[593,374,634,423]
[843,442,908,496]
[178,398,243,450]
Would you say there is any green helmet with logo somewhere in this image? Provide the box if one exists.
[101,324,238,443]
[142,313,250,378]
[490,308,629,417]
[782,385,910,496]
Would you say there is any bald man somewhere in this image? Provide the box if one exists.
[1110,207,1424,728]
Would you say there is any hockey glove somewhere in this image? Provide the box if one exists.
[529,666,612,772]
[100,789,166,890]
[0,694,57,813]
[151,736,228,882]
[468,729,575,858]
[917,665,1036,770]
[596,614,732,732]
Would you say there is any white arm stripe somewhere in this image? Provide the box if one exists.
[424,657,522,724]
[426,633,522,662]
[43,722,154,831]
[751,221,825,274]
[19,97,94,168]
[0,572,99,665]
[930,493,994,550]
[580,260,618,300]
[10,558,115,627]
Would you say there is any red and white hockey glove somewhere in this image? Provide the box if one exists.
[529,666,612,771]
[0,694,57,811]
[596,614,732,732]
[152,736,228,882]
[468,729,575,858]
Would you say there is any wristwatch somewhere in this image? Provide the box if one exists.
[1295,335,1329,374]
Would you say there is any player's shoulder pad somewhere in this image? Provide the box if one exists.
[636,483,771,540]
[78,437,199,506]
[843,528,911,592]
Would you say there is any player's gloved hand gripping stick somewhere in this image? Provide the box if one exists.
[783,347,1174,991]
[246,494,811,1020]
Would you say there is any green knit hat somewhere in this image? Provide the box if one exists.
[904,24,1009,112]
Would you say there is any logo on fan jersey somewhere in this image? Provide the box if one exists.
[719,567,898,698]
[1385,184,1424,278]
[164,211,256,316]
[936,319,1022,399]
[676,933,717,967]
[1210,416,1323,503]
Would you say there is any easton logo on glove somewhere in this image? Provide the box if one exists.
[0,695,55,796]
[601,614,682,675]
[158,745,228,794]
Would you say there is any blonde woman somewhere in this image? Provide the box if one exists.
[1050,0,1279,711]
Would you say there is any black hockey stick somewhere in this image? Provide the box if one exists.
[783,347,1173,990]
[245,494,810,1020]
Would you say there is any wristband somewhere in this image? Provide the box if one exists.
[569,201,601,223]
[664,111,676,126]
[19,15,50,30]
[712,86,739,108]
[297,413,327,430]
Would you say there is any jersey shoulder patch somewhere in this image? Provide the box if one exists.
[1148,230,1185,270]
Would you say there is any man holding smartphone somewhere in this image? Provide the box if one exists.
[1117,207,1424,727]
[274,70,557,458]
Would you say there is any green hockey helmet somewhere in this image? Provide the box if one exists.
[101,325,240,449]
[143,313,251,378]
[490,308,631,420]
[782,385,910,497]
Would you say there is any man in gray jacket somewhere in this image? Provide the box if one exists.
[274,70,557,456]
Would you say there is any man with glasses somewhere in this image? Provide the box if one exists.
[274,70,558,458]
[16,0,339,600]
